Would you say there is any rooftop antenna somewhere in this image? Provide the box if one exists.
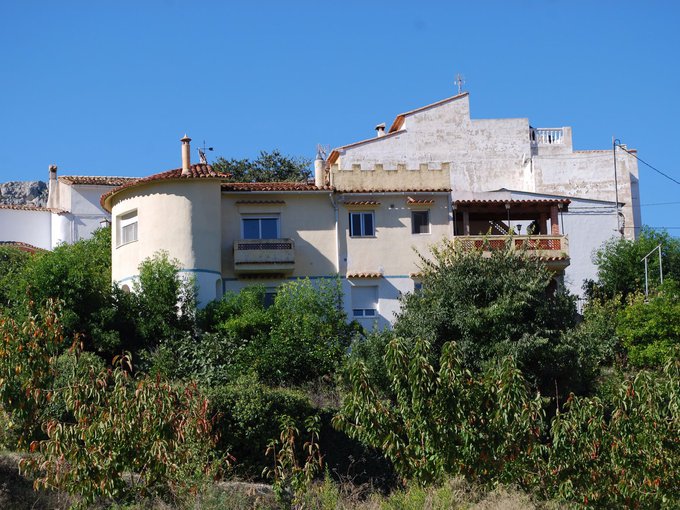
[316,143,329,160]
[455,73,465,95]
[197,140,214,164]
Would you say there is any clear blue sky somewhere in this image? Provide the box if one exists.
[2,1,679,233]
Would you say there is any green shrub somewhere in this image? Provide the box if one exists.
[207,375,315,478]
[617,280,680,367]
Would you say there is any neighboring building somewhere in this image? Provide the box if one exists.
[102,92,640,325]
[0,166,134,250]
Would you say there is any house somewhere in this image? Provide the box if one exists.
[0,165,134,251]
[102,92,640,326]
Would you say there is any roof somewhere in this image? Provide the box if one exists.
[0,241,45,253]
[346,272,383,279]
[388,92,469,133]
[327,92,469,166]
[0,204,47,211]
[454,198,571,206]
[59,176,136,186]
[101,163,223,210]
[222,182,332,192]
[340,188,451,194]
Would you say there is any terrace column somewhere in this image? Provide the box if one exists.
[463,211,470,235]
[550,205,560,235]
[539,213,548,235]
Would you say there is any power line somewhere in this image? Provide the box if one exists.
[640,201,680,207]
[616,144,680,186]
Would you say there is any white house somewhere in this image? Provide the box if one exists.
[101,91,639,325]
[0,165,134,251]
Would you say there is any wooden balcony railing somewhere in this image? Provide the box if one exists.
[453,235,569,264]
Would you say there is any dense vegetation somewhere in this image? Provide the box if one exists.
[0,228,678,509]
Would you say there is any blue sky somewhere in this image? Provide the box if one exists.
[1,1,679,232]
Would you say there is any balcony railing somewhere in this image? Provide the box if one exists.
[530,128,564,146]
[453,235,569,265]
[234,238,295,274]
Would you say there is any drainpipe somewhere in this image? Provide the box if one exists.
[329,192,339,273]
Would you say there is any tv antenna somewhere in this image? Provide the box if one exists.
[197,140,214,164]
[455,73,465,94]
[316,143,329,160]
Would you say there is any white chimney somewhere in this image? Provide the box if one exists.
[181,134,191,175]
[46,164,59,209]
[375,122,386,137]
[314,148,325,188]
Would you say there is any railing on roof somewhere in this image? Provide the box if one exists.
[530,128,564,146]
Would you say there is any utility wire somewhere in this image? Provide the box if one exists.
[640,201,680,207]
[616,144,680,186]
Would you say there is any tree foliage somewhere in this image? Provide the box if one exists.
[592,227,680,298]
[213,150,311,183]
[394,240,579,395]
[336,337,544,486]
[616,280,680,367]
[0,246,31,309]
[21,354,221,509]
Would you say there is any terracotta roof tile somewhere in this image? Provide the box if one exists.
[454,198,570,206]
[222,182,332,192]
[340,188,450,194]
[0,241,45,253]
[0,204,47,211]
[346,272,383,279]
[343,200,381,206]
[59,176,136,186]
[101,164,223,210]
[407,197,435,205]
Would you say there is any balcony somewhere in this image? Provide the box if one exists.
[530,127,564,146]
[453,235,570,270]
[234,239,295,274]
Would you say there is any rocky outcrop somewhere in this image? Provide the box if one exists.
[0,181,48,207]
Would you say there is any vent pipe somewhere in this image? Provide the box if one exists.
[181,134,191,175]
[375,122,386,137]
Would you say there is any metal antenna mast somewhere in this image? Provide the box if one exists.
[455,74,465,95]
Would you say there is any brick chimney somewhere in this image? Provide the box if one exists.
[181,134,191,175]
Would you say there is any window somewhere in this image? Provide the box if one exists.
[117,210,138,247]
[242,217,279,239]
[411,210,430,234]
[349,212,374,237]
[351,286,378,318]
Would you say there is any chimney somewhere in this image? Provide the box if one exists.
[181,134,191,175]
[314,147,325,188]
[46,164,59,209]
[375,122,386,137]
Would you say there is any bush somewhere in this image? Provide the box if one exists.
[207,375,315,478]
[395,241,580,396]
[21,355,222,509]
[616,280,680,368]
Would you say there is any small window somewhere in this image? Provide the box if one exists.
[117,210,138,247]
[242,217,279,239]
[412,210,430,234]
[264,288,277,308]
[351,286,378,318]
[349,212,375,237]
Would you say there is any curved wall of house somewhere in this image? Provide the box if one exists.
[111,179,222,306]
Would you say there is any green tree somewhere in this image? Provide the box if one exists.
[394,240,579,395]
[592,227,680,298]
[616,279,680,367]
[0,245,31,309]
[7,228,114,353]
[213,150,311,182]
[249,278,357,386]
[335,337,544,487]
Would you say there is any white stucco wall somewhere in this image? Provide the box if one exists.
[0,208,52,249]
[111,179,222,306]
